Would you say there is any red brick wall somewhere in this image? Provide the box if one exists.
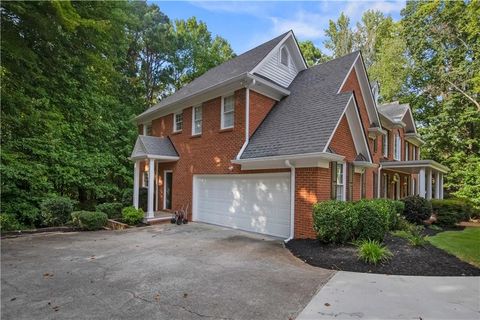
[249,90,277,136]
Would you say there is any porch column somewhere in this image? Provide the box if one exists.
[419,168,426,198]
[133,160,140,209]
[435,171,440,199]
[426,168,433,200]
[409,175,414,196]
[439,173,444,199]
[147,158,155,218]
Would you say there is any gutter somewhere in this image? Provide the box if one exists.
[236,79,256,160]
[284,160,295,243]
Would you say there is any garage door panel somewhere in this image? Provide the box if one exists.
[194,173,291,238]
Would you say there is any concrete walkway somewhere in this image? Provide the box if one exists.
[297,271,480,320]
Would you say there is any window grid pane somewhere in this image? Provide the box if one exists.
[175,113,183,131]
[193,106,202,134]
[222,96,234,128]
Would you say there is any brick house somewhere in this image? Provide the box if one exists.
[130,31,448,240]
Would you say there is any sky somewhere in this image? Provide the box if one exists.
[155,1,405,55]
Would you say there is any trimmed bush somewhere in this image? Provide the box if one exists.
[0,214,24,232]
[356,240,393,264]
[96,202,123,219]
[431,199,473,227]
[121,189,133,207]
[40,197,74,226]
[354,201,389,241]
[312,201,358,243]
[122,206,144,225]
[71,211,107,231]
[368,199,400,230]
[401,195,432,224]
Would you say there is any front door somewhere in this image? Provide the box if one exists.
[164,171,172,210]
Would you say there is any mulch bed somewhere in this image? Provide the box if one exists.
[286,229,480,276]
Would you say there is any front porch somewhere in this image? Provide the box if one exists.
[130,135,179,221]
[380,160,449,200]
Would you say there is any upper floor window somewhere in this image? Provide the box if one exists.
[143,124,152,136]
[174,112,183,132]
[221,95,235,129]
[373,137,377,153]
[280,46,289,67]
[394,133,401,160]
[382,132,389,158]
[405,141,409,161]
[192,105,202,135]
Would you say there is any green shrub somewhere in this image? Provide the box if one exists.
[312,201,358,243]
[431,199,473,227]
[391,230,427,247]
[96,202,123,219]
[401,195,432,224]
[0,214,24,232]
[122,206,144,225]
[121,189,133,207]
[40,197,74,226]
[357,240,393,264]
[428,224,443,231]
[354,201,389,241]
[71,211,107,231]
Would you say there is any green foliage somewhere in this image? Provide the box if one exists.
[431,199,473,227]
[40,197,74,227]
[401,195,432,224]
[391,229,427,247]
[428,224,443,231]
[96,202,123,219]
[324,13,354,58]
[353,200,389,241]
[121,189,134,207]
[71,211,107,231]
[298,40,329,66]
[356,240,393,264]
[122,206,144,225]
[0,214,24,232]
[312,201,358,243]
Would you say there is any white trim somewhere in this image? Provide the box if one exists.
[350,98,373,162]
[284,160,295,243]
[173,111,183,133]
[163,170,172,210]
[133,160,140,209]
[147,158,155,218]
[278,44,290,69]
[155,162,159,211]
[337,53,360,94]
[130,154,180,161]
[323,95,353,152]
[191,105,202,136]
[232,151,345,164]
[380,160,449,173]
[221,94,235,129]
[236,86,252,160]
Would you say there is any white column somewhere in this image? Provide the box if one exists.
[426,168,432,200]
[409,175,414,196]
[439,173,444,199]
[419,168,426,198]
[435,171,440,199]
[147,158,155,218]
[133,160,140,209]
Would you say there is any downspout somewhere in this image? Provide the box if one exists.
[236,80,255,160]
[284,160,295,243]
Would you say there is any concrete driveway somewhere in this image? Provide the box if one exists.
[297,271,480,320]
[1,223,333,320]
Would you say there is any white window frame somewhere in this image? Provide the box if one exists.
[394,133,401,160]
[143,123,152,136]
[335,162,346,201]
[221,95,235,129]
[382,132,389,158]
[279,45,290,68]
[405,141,409,161]
[192,105,202,135]
[173,111,183,132]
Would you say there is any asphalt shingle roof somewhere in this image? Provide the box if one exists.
[241,51,360,159]
[378,102,410,121]
[137,31,289,120]
[131,136,178,158]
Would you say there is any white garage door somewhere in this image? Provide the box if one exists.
[193,173,291,238]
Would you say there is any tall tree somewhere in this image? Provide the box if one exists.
[298,40,329,66]
[324,12,354,58]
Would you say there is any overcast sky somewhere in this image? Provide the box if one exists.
[156,1,404,54]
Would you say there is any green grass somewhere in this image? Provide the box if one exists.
[427,228,480,267]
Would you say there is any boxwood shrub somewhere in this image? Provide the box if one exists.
[122,206,144,225]
[96,202,123,219]
[431,199,473,227]
[40,197,74,227]
[312,201,357,243]
[71,211,107,231]
[401,195,432,224]
[354,201,389,241]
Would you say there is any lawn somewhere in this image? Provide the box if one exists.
[428,228,480,268]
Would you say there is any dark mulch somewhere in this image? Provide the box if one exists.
[286,231,480,276]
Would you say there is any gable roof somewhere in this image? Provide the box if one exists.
[241,51,360,159]
[136,31,290,121]
[131,135,178,159]
[378,101,409,121]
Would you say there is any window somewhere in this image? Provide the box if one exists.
[373,137,377,153]
[143,124,152,136]
[192,105,202,135]
[174,112,183,132]
[394,133,401,160]
[405,141,409,160]
[361,171,367,199]
[221,95,235,129]
[142,171,149,188]
[383,174,389,198]
[335,163,345,200]
[373,171,378,198]
[280,46,289,67]
[412,146,417,160]
[382,132,389,158]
